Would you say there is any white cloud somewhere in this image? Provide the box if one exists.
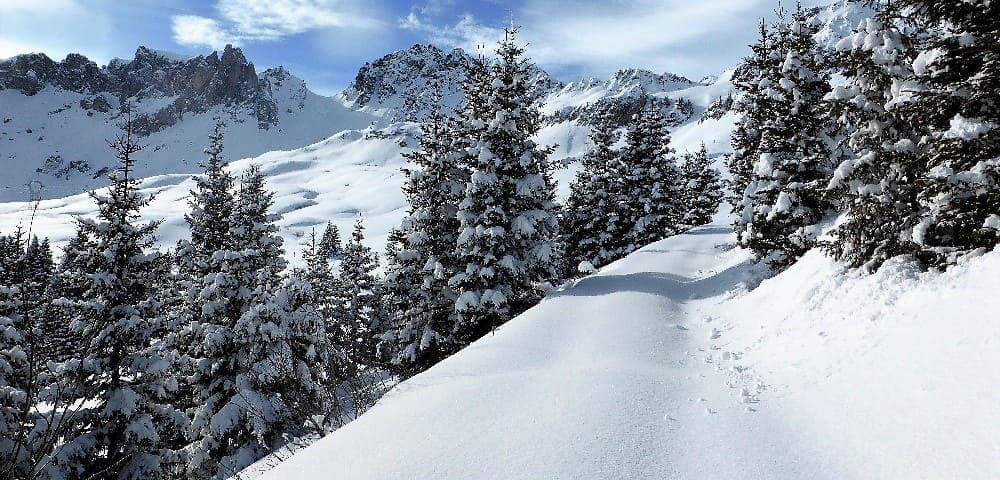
[400,0,824,80]
[171,15,241,49]
[171,0,385,50]
[400,12,502,56]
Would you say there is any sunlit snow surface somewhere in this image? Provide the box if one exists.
[256,217,1000,479]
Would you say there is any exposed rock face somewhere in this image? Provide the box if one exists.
[0,45,283,135]
[341,44,563,122]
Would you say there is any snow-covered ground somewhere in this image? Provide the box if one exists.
[258,216,1000,479]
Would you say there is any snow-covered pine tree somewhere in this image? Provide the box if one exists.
[41,228,91,364]
[299,229,347,382]
[174,123,244,479]
[562,108,625,273]
[728,20,774,220]
[902,0,1000,265]
[177,120,234,277]
[52,112,185,479]
[824,5,924,270]
[382,84,466,373]
[187,164,329,478]
[620,97,684,249]
[453,27,560,344]
[317,221,342,260]
[335,219,382,369]
[737,6,835,269]
[0,230,37,479]
[680,143,724,228]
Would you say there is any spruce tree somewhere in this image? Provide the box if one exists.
[177,120,234,277]
[737,7,834,269]
[300,229,347,381]
[728,20,774,220]
[562,109,625,273]
[42,228,91,363]
[620,98,684,248]
[0,230,37,480]
[335,219,382,369]
[903,0,1000,264]
[824,6,924,270]
[186,164,329,479]
[52,113,184,479]
[382,85,466,373]
[453,27,560,344]
[0,231,65,479]
[680,144,724,228]
[317,221,342,260]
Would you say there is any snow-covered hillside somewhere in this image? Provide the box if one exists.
[0,125,414,263]
[257,218,1000,479]
[0,46,376,202]
[0,50,737,260]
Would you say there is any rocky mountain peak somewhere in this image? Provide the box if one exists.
[341,43,563,122]
[0,45,288,135]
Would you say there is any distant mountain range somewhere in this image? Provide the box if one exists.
[0,39,722,202]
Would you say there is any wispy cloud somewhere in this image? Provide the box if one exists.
[399,12,502,55]
[172,0,385,49]
[171,16,240,50]
[399,0,814,80]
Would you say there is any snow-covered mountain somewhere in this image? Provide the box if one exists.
[0,0,873,260]
[0,37,737,258]
[339,43,563,122]
[0,45,375,202]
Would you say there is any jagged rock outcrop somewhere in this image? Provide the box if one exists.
[341,44,563,122]
[0,45,283,135]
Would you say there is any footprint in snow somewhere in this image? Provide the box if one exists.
[705,408,717,415]
[709,328,722,340]
[675,324,689,331]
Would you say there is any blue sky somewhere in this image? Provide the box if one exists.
[0,0,826,96]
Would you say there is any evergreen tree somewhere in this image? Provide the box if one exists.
[620,98,684,248]
[382,85,467,373]
[42,228,91,363]
[902,0,1000,264]
[562,109,626,273]
[177,120,234,277]
[728,20,774,219]
[52,113,184,479]
[300,229,347,382]
[335,219,382,369]
[0,230,38,480]
[317,221,342,260]
[0,231,68,480]
[736,7,835,269]
[186,164,329,479]
[824,6,924,270]
[453,28,560,344]
[680,144,724,228]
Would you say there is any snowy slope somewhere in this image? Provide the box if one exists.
[0,63,737,262]
[0,49,377,203]
[0,125,414,264]
[258,219,1000,479]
